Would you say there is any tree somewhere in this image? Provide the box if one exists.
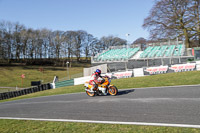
[0,24,3,59]
[63,31,75,62]
[26,28,35,59]
[1,20,129,64]
[0,21,13,60]
[73,30,86,62]
[100,36,126,50]
[190,0,200,44]
[132,37,146,44]
[132,37,147,50]
[40,28,51,58]
[88,37,100,57]
[20,29,28,59]
[13,22,25,60]
[81,33,100,61]
[143,0,200,48]
[53,30,64,59]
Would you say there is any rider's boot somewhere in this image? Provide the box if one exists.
[90,86,94,92]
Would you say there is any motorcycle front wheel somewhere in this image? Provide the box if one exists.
[108,86,118,96]
[85,87,95,97]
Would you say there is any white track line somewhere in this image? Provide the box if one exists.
[0,117,200,128]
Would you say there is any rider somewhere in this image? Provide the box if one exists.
[89,69,102,92]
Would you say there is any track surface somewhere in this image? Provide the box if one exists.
[0,85,200,126]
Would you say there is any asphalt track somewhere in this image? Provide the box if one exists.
[0,85,200,128]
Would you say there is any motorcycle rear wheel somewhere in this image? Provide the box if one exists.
[108,86,118,96]
[85,87,95,97]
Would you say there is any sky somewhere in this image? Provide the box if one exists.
[0,0,154,43]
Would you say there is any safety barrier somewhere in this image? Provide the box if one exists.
[0,83,51,100]
[55,79,74,88]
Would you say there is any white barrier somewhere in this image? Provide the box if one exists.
[84,64,107,77]
[74,62,198,85]
[144,66,168,75]
[74,71,133,85]
[74,76,90,85]
[169,63,196,72]
[112,71,133,79]
[195,61,200,71]
[133,68,144,77]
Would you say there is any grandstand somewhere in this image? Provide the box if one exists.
[139,44,184,58]
[95,47,140,61]
[92,42,194,72]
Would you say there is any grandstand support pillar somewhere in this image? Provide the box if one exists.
[178,47,181,63]
[125,61,128,71]
[169,57,172,64]
[161,58,164,66]
[147,59,149,67]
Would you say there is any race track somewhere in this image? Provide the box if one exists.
[0,85,200,128]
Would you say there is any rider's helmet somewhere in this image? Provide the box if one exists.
[95,69,101,75]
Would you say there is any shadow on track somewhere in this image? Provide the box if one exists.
[94,89,135,96]
[117,89,135,96]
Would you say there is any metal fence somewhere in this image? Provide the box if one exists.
[55,79,74,88]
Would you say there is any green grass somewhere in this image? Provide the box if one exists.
[0,66,84,88]
[113,71,200,89]
[0,119,199,133]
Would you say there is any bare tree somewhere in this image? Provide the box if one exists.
[190,0,200,44]
[132,37,146,44]
[143,0,200,48]
[13,22,25,60]
[53,31,62,59]
[20,29,28,59]
[100,36,126,50]
[63,31,76,64]
[1,20,130,64]
[82,33,97,61]
[40,28,50,58]
[0,28,2,59]
[0,21,14,61]
[72,30,86,62]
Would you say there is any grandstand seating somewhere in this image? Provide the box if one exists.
[173,44,183,56]
[147,46,161,58]
[140,44,184,58]
[164,45,176,57]
[93,44,184,62]
[139,46,153,58]
[96,47,140,61]
[155,45,168,57]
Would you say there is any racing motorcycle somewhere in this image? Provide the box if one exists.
[84,76,118,97]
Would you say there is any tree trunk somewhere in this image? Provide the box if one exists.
[183,29,190,48]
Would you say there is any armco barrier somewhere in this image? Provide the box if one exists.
[0,83,52,100]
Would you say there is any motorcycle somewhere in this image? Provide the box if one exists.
[84,76,118,97]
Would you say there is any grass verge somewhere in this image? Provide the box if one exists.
[0,66,84,89]
[0,119,199,133]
